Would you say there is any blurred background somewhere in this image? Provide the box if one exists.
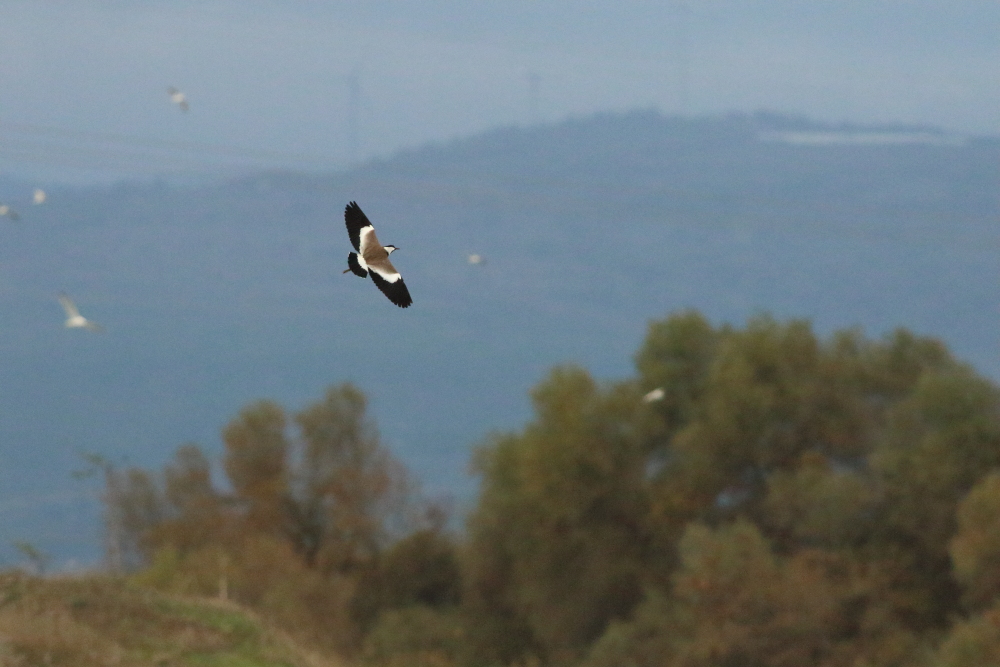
[3,2,999,181]
[0,4,998,664]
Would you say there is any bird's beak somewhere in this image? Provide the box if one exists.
[342,268,351,274]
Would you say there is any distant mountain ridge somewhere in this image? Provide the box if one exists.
[0,109,996,566]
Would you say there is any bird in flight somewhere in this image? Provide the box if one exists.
[642,387,666,403]
[33,188,46,205]
[342,201,412,308]
[0,204,19,221]
[58,293,104,332]
[167,86,189,112]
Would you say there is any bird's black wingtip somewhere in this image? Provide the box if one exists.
[368,270,413,308]
[384,285,413,308]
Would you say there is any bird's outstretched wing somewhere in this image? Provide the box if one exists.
[368,261,413,308]
[344,201,377,252]
[58,293,80,318]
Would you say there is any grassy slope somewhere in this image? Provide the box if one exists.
[0,572,343,667]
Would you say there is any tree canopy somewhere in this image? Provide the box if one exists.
[465,312,1000,666]
[102,312,1000,667]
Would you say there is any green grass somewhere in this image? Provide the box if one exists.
[0,572,341,667]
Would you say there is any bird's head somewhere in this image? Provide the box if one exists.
[384,245,399,255]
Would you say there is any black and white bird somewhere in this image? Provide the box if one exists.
[342,201,412,308]
[58,293,104,332]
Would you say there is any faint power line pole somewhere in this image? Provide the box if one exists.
[527,72,541,125]
[675,0,691,115]
[347,69,362,165]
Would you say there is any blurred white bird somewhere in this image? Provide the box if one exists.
[467,253,485,265]
[33,188,46,205]
[642,387,665,403]
[58,293,104,332]
[167,86,189,112]
[0,204,19,220]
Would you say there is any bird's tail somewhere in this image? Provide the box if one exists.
[345,252,368,278]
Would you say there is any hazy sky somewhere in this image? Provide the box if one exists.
[2,1,998,181]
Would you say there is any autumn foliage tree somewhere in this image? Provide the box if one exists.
[463,366,652,665]
[463,312,1000,667]
[102,382,438,656]
[101,312,1000,667]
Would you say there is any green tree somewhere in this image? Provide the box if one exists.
[870,368,1000,627]
[634,309,720,437]
[467,312,999,665]
[360,605,465,667]
[929,606,1000,667]
[761,451,878,550]
[950,471,1000,610]
[217,384,411,571]
[584,521,921,667]
[223,400,290,537]
[632,314,890,571]
[148,444,225,554]
[666,520,855,667]
[352,526,462,633]
[108,383,416,657]
[293,384,409,571]
[464,366,650,665]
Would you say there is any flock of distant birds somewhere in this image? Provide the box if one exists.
[0,83,678,423]
[2,86,490,329]
[0,185,105,331]
[0,187,44,221]
[2,86,668,401]
[3,88,675,403]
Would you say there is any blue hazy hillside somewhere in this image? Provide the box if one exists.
[0,109,997,566]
